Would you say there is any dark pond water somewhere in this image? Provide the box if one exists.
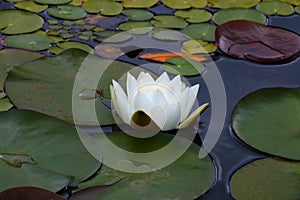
[1,0,300,198]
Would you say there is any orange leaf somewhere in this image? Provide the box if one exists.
[139,52,208,62]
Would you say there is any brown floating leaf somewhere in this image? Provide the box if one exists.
[94,44,124,59]
[0,186,64,200]
[139,52,208,62]
[216,20,300,63]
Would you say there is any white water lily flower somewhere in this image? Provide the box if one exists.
[110,72,209,131]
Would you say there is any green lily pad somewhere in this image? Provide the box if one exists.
[296,6,300,14]
[263,0,300,6]
[162,0,207,9]
[0,49,44,91]
[0,109,100,192]
[0,10,44,34]
[152,29,182,41]
[33,0,71,4]
[15,1,48,12]
[83,0,123,16]
[0,187,65,200]
[213,8,267,25]
[0,98,13,112]
[232,88,300,160]
[183,23,217,42]
[4,34,52,51]
[100,31,132,43]
[122,0,158,8]
[119,22,153,34]
[122,9,154,21]
[182,39,217,54]
[5,49,136,125]
[151,15,188,29]
[77,132,215,199]
[162,57,205,76]
[208,0,260,8]
[48,5,86,20]
[256,1,294,16]
[0,93,5,99]
[231,158,300,200]
[49,41,93,55]
[175,9,212,23]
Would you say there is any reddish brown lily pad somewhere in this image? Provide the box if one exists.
[0,186,64,200]
[216,20,300,63]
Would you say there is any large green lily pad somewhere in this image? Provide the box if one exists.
[122,0,158,8]
[5,49,136,126]
[15,1,48,12]
[208,0,260,8]
[175,9,212,23]
[232,88,300,160]
[47,5,86,20]
[162,0,207,9]
[34,0,71,4]
[231,158,300,199]
[151,15,188,29]
[256,1,294,16]
[0,10,44,34]
[264,0,300,6]
[0,109,100,192]
[0,49,44,91]
[76,132,215,199]
[4,34,52,51]
[183,23,217,42]
[162,57,205,76]
[83,0,123,16]
[213,8,267,25]
[122,9,154,21]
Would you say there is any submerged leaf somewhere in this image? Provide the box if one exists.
[216,20,300,62]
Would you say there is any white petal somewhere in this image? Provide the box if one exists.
[178,103,209,129]
[137,72,154,85]
[133,91,152,114]
[178,87,189,122]
[156,72,170,87]
[110,83,132,124]
[149,105,167,130]
[181,84,199,120]
[170,75,182,96]
[161,102,181,130]
[146,89,168,106]
[126,72,138,99]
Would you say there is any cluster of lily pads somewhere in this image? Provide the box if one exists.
[0,0,300,199]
